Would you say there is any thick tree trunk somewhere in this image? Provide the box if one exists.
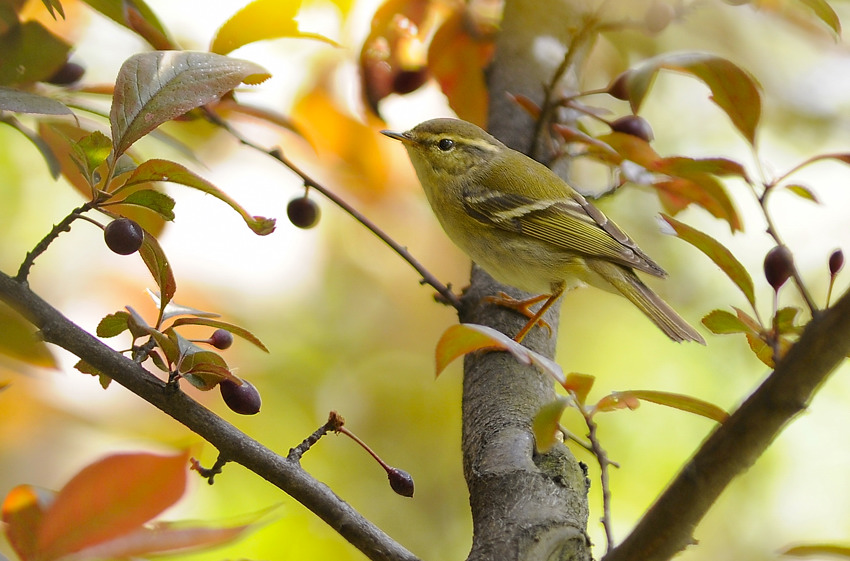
[460,2,599,560]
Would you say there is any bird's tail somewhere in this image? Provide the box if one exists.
[587,260,705,344]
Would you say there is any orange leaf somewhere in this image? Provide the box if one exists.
[563,372,595,405]
[596,390,728,423]
[428,12,493,127]
[435,323,564,383]
[36,451,189,560]
[2,485,54,561]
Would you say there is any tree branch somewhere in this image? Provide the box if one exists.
[0,270,420,561]
[603,286,850,561]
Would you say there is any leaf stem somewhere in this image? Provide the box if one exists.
[16,203,93,282]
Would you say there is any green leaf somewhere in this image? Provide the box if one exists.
[595,390,728,423]
[746,331,775,367]
[210,0,338,55]
[775,306,803,335]
[661,214,756,308]
[783,184,820,203]
[69,130,112,181]
[73,359,111,388]
[654,156,750,181]
[169,331,236,390]
[625,52,762,145]
[435,324,564,384]
[144,290,221,321]
[702,309,755,335]
[169,317,268,352]
[533,398,569,453]
[110,51,270,157]
[782,543,850,558]
[796,0,841,36]
[122,159,275,235]
[0,21,70,86]
[138,230,176,313]
[96,311,131,338]
[116,189,176,221]
[0,302,57,369]
[0,86,73,116]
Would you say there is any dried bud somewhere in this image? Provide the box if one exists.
[764,246,794,291]
[829,249,844,276]
[387,467,414,497]
[610,115,654,142]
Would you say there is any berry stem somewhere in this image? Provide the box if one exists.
[16,203,93,282]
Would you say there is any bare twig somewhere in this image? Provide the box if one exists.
[16,203,93,282]
[575,398,616,553]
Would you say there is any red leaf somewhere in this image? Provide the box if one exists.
[563,372,595,405]
[595,390,728,423]
[36,451,189,560]
[2,485,54,561]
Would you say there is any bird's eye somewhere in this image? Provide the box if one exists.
[438,138,454,151]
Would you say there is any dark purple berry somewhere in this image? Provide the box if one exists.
[393,68,429,95]
[104,218,144,255]
[46,61,85,85]
[610,115,654,142]
[607,72,632,101]
[387,467,414,497]
[287,196,320,229]
[764,246,794,291]
[829,249,844,276]
[220,379,261,415]
[209,329,233,350]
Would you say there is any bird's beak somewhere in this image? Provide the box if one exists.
[380,130,409,143]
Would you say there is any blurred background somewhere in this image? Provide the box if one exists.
[2,0,850,559]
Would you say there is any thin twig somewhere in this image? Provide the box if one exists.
[16,203,93,282]
[575,396,616,553]
[200,107,462,310]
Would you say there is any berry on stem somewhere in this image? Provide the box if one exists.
[287,196,321,229]
[610,115,654,142]
[104,218,144,255]
[829,249,844,277]
[209,329,233,350]
[220,379,262,415]
[764,246,794,291]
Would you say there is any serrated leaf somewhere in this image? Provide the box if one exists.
[210,0,337,55]
[122,159,275,234]
[775,306,802,335]
[0,302,57,369]
[702,309,755,335]
[145,290,221,321]
[138,232,176,314]
[595,390,728,423]
[533,398,569,453]
[626,52,761,145]
[36,451,188,561]
[661,214,755,308]
[116,189,176,221]
[563,372,595,405]
[435,324,564,384]
[783,184,820,203]
[169,317,268,352]
[96,311,131,338]
[746,331,775,367]
[110,51,270,157]
[0,86,74,115]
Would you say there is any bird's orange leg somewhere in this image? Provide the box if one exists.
[485,283,566,343]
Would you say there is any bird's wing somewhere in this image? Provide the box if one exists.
[462,185,667,278]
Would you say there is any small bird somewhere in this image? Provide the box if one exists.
[381,118,704,345]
